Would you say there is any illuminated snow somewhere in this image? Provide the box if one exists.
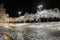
[0,22,60,40]
[34,8,60,20]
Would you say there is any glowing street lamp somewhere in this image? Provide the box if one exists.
[38,5,43,11]
[18,12,21,15]
[18,11,21,16]
[38,5,43,8]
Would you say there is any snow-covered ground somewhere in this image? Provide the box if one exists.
[0,22,60,40]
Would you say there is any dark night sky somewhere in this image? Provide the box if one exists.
[0,0,60,17]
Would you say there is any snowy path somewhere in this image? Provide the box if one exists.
[0,22,60,40]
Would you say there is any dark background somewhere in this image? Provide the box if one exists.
[0,0,60,17]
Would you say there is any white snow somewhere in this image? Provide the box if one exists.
[35,9,60,19]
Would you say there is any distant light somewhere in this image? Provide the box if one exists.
[18,12,21,15]
[38,5,43,9]
[37,5,43,11]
